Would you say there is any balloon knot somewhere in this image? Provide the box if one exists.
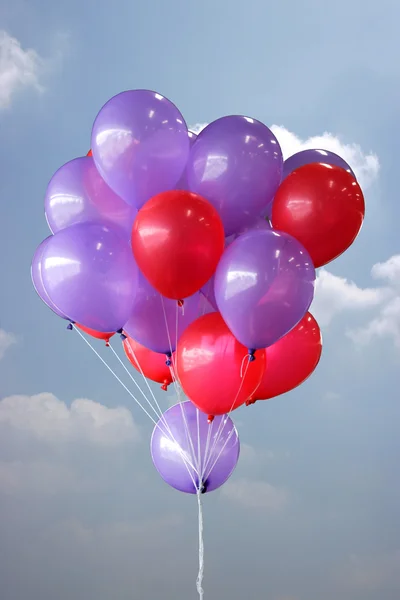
[246,397,257,406]
[248,348,256,362]
[120,333,127,341]
[117,328,123,334]
[161,380,169,391]
[200,480,208,494]
[105,340,110,347]
[177,299,184,308]
[207,415,214,424]
[67,323,73,331]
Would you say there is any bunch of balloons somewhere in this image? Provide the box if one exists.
[32,89,365,495]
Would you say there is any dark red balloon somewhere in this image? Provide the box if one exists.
[248,312,322,403]
[272,163,365,268]
[76,324,115,344]
[176,312,266,416]
[123,335,173,391]
[131,190,225,300]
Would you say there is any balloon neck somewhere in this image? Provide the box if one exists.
[207,415,214,424]
[120,333,127,341]
[161,380,169,392]
[248,348,256,362]
[105,340,110,347]
[246,397,257,406]
[199,479,208,494]
[165,352,172,367]
[67,323,73,331]
[177,299,184,308]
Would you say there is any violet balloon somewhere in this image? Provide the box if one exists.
[200,217,271,310]
[123,273,203,354]
[187,115,283,236]
[40,223,139,332]
[91,90,190,209]
[45,156,136,236]
[31,237,69,319]
[151,401,240,494]
[175,130,197,190]
[214,229,316,349]
[282,148,356,180]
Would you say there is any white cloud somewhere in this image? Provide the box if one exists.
[0,393,140,446]
[311,269,390,327]
[0,328,17,359]
[189,122,379,190]
[221,478,288,511]
[347,255,400,348]
[0,30,44,108]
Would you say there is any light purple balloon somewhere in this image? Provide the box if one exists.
[31,237,69,319]
[151,401,240,494]
[283,148,356,180]
[123,273,203,354]
[175,130,197,190]
[214,229,316,349]
[40,223,139,332]
[187,115,283,236]
[91,90,190,209]
[45,156,136,236]
[200,218,271,310]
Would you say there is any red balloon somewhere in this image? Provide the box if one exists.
[76,324,115,344]
[123,335,173,391]
[131,190,225,300]
[87,149,92,156]
[176,312,266,416]
[248,312,322,403]
[272,163,365,268]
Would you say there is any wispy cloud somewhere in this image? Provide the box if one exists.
[221,477,288,511]
[0,329,17,360]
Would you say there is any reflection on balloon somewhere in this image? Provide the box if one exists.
[31,237,69,319]
[151,401,240,493]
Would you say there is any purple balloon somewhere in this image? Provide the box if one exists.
[40,223,138,332]
[187,116,283,236]
[91,90,190,209]
[124,273,203,354]
[175,130,197,190]
[283,149,356,180]
[200,218,271,310]
[45,156,136,237]
[151,401,240,494]
[214,229,316,349]
[31,237,69,319]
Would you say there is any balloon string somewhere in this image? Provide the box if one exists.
[202,360,250,481]
[73,327,199,481]
[110,341,198,478]
[196,487,205,600]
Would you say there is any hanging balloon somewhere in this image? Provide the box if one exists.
[248,312,322,404]
[272,163,365,268]
[75,324,115,345]
[186,115,283,236]
[175,130,198,190]
[123,335,173,390]
[214,229,315,349]
[123,272,202,354]
[31,237,69,320]
[40,222,139,332]
[91,89,190,209]
[45,156,136,236]
[132,190,225,299]
[177,312,266,415]
[282,148,356,181]
[151,401,240,493]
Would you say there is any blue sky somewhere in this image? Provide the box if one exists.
[0,1,399,599]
